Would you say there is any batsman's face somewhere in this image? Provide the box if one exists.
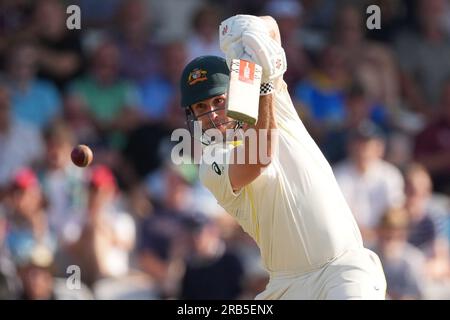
[191,94,233,133]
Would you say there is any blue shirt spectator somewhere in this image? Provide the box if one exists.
[9,79,61,130]
[295,78,345,126]
[138,75,174,121]
[4,42,61,130]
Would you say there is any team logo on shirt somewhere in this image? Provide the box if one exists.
[188,68,208,85]
[212,162,222,175]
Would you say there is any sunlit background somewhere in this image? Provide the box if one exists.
[0,0,449,300]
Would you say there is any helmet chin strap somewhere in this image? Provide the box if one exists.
[186,106,243,146]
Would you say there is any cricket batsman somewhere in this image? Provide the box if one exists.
[179,15,387,299]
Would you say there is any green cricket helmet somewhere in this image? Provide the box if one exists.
[179,55,241,145]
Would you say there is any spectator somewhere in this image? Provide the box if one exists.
[16,244,58,300]
[404,163,440,252]
[365,0,408,44]
[179,214,244,299]
[186,4,223,61]
[38,121,86,241]
[114,0,160,83]
[66,165,136,287]
[123,122,172,181]
[413,78,450,195]
[32,0,84,91]
[321,82,388,164]
[0,0,35,62]
[294,45,350,141]
[395,0,450,117]
[333,4,400,112]
[68,39,141,150]
[0,84,44,189]
[403,163,450,286]
[4,168,56,263]
[300,0,338,33]
[334,122,405,245]
[372,207,427,300]
[74,0,123,30]
[15,243,93,300]
[147,0,205,41]
[61,93,99,147]
[138,40,187,125]
[4,41,62,130]
[137,164,200,298]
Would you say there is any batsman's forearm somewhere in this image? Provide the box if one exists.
[255,94,276,163]
[256,95,271,128]
[228,94,276,190]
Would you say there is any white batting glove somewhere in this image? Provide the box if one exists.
[219,15,269,66]
[241,30,287,83]
[223,41,245,68]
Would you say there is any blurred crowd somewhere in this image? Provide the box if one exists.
[0,0,449,300]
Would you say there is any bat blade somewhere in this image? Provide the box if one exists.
[226,59,262,125]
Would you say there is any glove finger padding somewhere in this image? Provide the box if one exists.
[241,30,287,83]
[220,15,269,54]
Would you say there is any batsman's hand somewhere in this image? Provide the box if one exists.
[219,15,269,67]
[219,15,269,53]
[219,15,286,82]
[241,30,287,83]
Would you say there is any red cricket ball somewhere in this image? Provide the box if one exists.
[71,144,93,167]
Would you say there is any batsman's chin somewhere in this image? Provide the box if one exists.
[215,123,227,130]
[203,123,226,132]
[209,120,236,131]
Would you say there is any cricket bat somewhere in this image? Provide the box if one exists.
[226,59,262,125]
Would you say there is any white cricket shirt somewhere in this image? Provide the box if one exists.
[199,81,363,275]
